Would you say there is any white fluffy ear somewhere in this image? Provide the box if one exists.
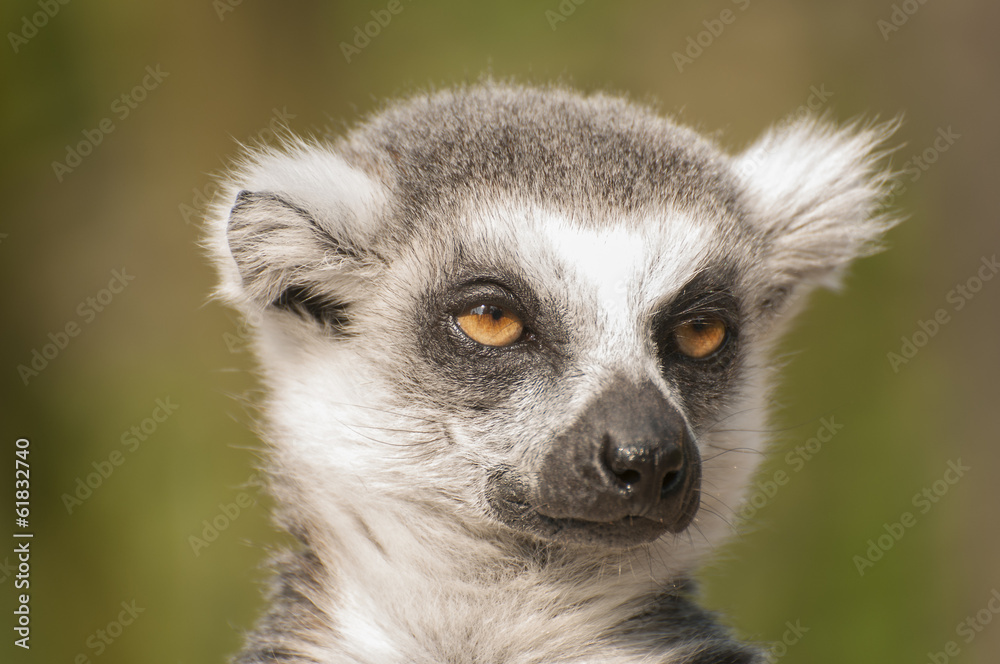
[735,117,900,313]
[215,146,387,328]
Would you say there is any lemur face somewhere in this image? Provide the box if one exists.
[382,204,752,548]
[214,83,895,557]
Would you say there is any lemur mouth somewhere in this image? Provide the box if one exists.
[487,480,701,549]
[532,510,677,548]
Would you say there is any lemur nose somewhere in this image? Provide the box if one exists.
[602,435,686,510]
[535,378,701,533]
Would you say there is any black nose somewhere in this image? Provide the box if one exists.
[534,378,701,533]
[602,434,686,513]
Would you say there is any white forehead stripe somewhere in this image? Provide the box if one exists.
[542,219,647,321]
[538,211,713,319]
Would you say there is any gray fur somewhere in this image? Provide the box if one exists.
[207,81,898,663]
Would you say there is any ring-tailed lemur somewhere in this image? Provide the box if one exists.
[208,82,897,663]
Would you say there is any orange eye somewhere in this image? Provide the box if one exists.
[457,304,525,347]
[674,317,727,359]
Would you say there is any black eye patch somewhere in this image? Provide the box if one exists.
[649,274,743,424]
[273,285,353,336]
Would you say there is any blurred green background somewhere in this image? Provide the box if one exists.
[1,1,997,662]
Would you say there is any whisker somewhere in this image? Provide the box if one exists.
[701,447,764,460]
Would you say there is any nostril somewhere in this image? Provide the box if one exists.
[660,468,684,497]
[602,434,687,497]
[603,434,645,488]
[615,469,641,486]
[659,447,685,497]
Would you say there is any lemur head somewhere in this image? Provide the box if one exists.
[210,83,895,565]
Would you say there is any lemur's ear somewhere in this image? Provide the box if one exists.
[219,149,386,331]
[734,117,900,316]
